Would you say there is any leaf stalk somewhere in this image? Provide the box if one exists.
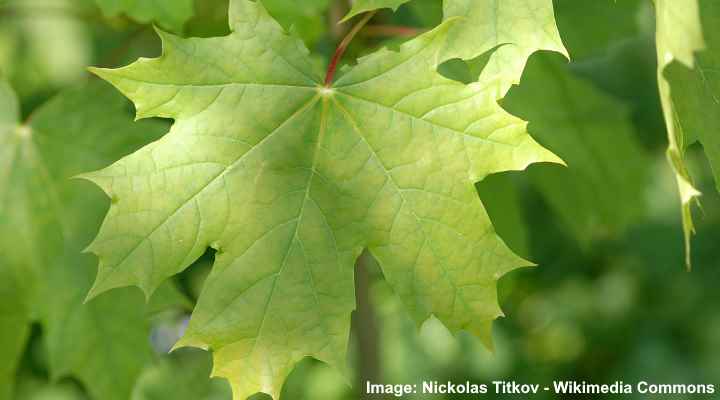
[361,25,424,38]
[324,11,377,86]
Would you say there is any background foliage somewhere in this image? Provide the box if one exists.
[1,0,719,399]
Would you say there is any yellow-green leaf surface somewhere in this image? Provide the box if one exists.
[0,80,172,400]
[95,0,195,32]
[504,54,650,240]
[654,0,719,266]
[442,0,568,89]
[346,0,568,89]
[86,0,565,398]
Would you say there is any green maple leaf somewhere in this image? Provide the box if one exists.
[654,0,719,267]
[95,0,195,32]
[0,80,185,400]
[345,0,568,88]
[86,0,565,398]
[441,0,568,88]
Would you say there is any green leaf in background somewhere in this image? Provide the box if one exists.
[475,173,530,257]
[0,78,31,400]
[552,0,663,153]
[262,0,331,47]
[504,53,650,240]
[553,0,646,61]
[0,0,92,98]
[0,80,179,400]
[0,78,17,135]
[0,267,29,400]
[132,349,232,400]
[43,253,160,400]
[94,0,195,32]
[84,0,566,398]
[344,0,411,21]
[655,0,720,266]
[405,0,443,27]
[14,375,87,400]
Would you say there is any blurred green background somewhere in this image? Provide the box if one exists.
[2,0,719,399]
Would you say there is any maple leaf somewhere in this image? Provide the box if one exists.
[441,0,568,88]
[85,0,566,398]
[0,79,187,400]
[654,0,720,267]
[95,0,195,32]
[345,0,569,89]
